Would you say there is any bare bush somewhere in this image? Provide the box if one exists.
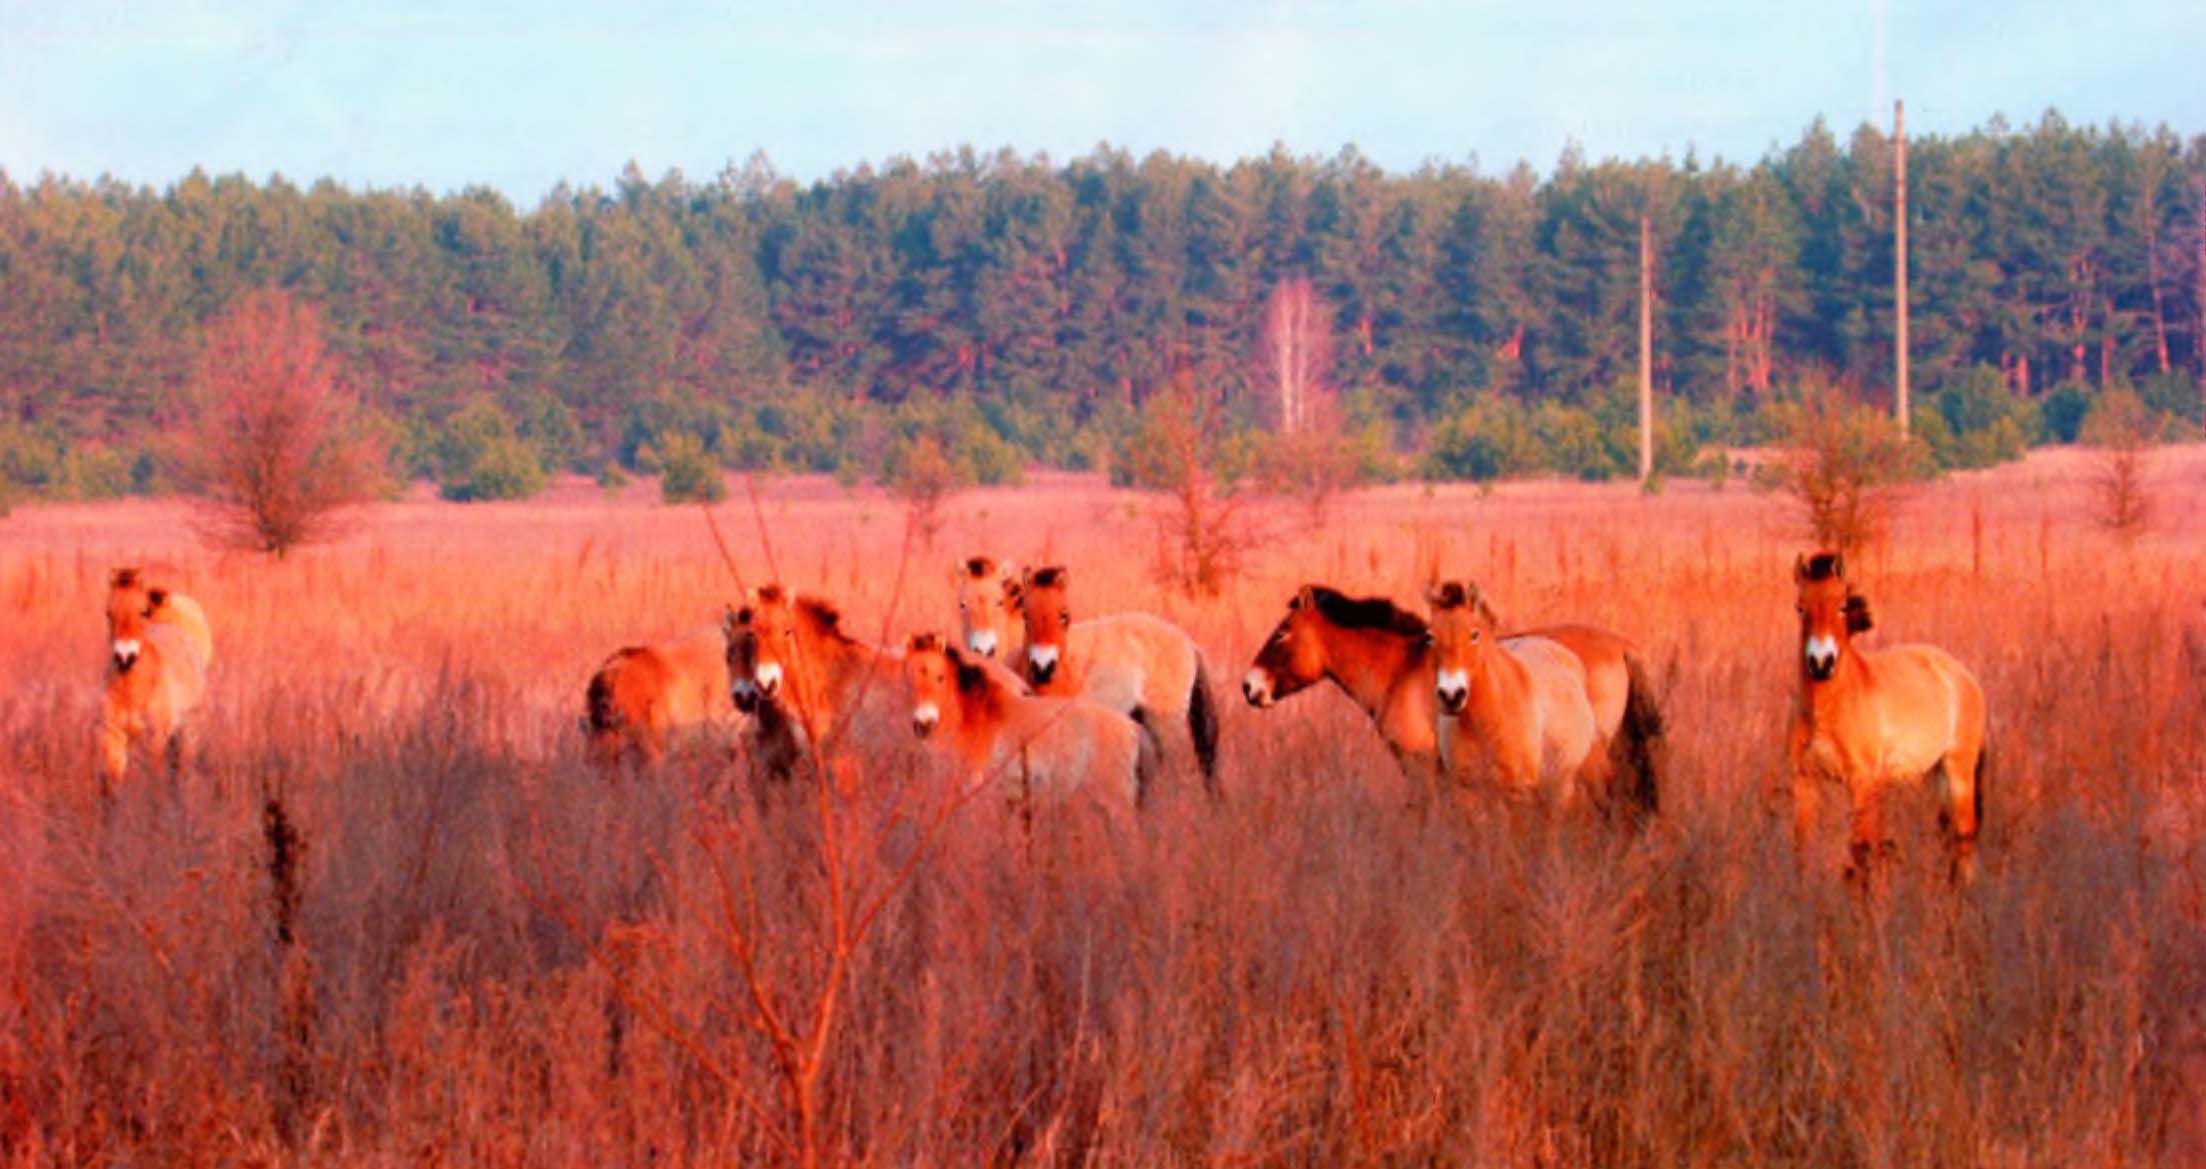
[886,435,963,552]
[1766,382,1924,555]
[2082,386,2161,542]
[178,289,385,556]
[1124,375,1256,599]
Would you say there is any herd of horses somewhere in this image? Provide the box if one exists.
[96,549,1990,884]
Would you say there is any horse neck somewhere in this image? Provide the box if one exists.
[1456,644,1534,737]
[1798,639,1870,718]
[951,669,1009,765]
[1322,624,1424,717]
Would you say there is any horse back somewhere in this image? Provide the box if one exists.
[1000,695,1142,809]
[1503,636,1599,776]
[1069,612,1200,715]
[151,591,215,667]
[1519,623,1631,738]
[1866,643,1986,750]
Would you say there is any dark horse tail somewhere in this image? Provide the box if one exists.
[1130,706,1164,809]
[586,658,627,736]
[1188,654,1221,799]
[1609,653,1664,827]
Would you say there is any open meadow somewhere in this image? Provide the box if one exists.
[4,448,2206,1166]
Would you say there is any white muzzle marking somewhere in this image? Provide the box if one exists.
[1804,634,1839,676]
[967,629,998,657]
[911,701,940,737]
[755,660,783,695]
[1241,667,1274,707]
[112,638,141,669]
[1435,667,1470,712]
[1027,644,1058,672]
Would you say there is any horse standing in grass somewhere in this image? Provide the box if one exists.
[1242,584,1662,820]
[902,632,1157,816]
[1013,565,1221,796]
[1424,580,1601,811]
[1789,551,1988,884]
[583,627,737,768]
[100,567,210,792]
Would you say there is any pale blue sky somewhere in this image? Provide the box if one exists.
[2,0,2200,200]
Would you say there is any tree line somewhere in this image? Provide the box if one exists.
[2,110,2202,500]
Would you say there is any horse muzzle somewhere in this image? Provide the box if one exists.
[910,703,939,739]
[1025,645,1059,686]
[754,662,783,697]
[730,681,760,713]
[112,639,141,672]
[1241,669,1274,708]
[966,630,998,658]
[1436,687,1468,715]
[1804,636,1838,681]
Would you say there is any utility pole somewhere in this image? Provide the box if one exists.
[1895,99,1910,437]
[2198,178,2205,436]
[1639,214,1654,484]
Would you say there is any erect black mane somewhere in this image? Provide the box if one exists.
[795,595,859,645]
[1028,565,1067,588]
[1306,586,1428,638]
[1801,552,1844,581]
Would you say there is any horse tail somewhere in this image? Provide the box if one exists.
[1612,653,1665,826]
[586,653,640,764]
[1187,653,1221,798]
[1130,706,1163,810]
[1973,738,1987,836]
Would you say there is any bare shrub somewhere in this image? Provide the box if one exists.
[178,289,385,556]
[886,434,962,551]
[1765,381,1924,555]
[2082,386,2161,542]
[1124,374,1255,599]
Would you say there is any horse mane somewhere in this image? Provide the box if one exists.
[963,555,996,578]
[1307,586,1427,638]
[1028,565,1067,589]
[795,595,862,647]
[1844,594,1873,634]
[1800,552,1844,582]
[110,566,142,590]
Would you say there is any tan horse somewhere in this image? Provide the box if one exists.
[902,632,1156,814]
[583,627,735,767]
[100,567,211,791]
[953,556,1020,660]
[1425,580,1600,811]
[1242,584,1662,819]
[1789,552,1988,883]
[1014,565,1220,796]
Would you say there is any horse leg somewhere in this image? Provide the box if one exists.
[1939,743,1985,885]
[1844,783,1892,895]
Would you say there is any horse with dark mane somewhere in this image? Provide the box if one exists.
[100,567,211,792]
[1789,551,1987,884]
[1242,583,1662,822]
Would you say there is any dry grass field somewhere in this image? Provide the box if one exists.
[4,448,2205,1167]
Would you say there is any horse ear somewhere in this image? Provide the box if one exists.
[1831,553,1846,580]
[1844,594,1874,634]
[146,588,168,609]
[110,566,140,589]
[1293,584,1316,611]
[722,604,742,636]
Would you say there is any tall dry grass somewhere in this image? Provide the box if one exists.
[3,454,2204,1166]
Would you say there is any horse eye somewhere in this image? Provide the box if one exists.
[1470,630,1482,643]
[1059,613,1071,627]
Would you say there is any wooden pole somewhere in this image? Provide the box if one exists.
[1895,99,1910,437]
[1639,213,1653,483]
[2198,178,2205,436]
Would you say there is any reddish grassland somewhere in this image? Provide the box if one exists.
[3,449,2205,1166]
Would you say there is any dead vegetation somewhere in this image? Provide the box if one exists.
[2,456,2204,1166]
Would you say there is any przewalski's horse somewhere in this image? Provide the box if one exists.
[1013,565,1221,796]
[902,632,1158,816]
[100,567,211,791]
[583,627,736,767]
[1242,584,1663,820]
[953,556,1020,660]
[1789,552,1988,884]
[1425,580,1600,812]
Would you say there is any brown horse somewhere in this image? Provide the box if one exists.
[1790,552,1988,883]
[902,632,1157,814]
[100,567,211,791]
[583,627,735,767]
[1425,580,1600,810]
[1242,584,1662,819]
[1014,565,1220,795]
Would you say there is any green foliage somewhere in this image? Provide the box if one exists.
[656,430,728,504]
[1913,367,2036,470]
[2135,371,2204,431]
[433,399,547,502]
[1425,393,1536,483]
[2041,383,2092,444]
